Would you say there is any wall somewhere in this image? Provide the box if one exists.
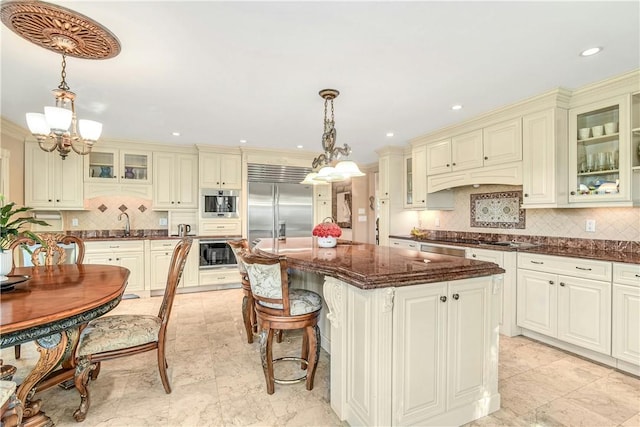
[416,184,640,242]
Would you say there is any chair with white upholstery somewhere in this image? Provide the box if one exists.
[237,252,323,394]
[227,239,256,343]
[72,238,192,422]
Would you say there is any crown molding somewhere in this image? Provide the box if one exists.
[1,117,29,140]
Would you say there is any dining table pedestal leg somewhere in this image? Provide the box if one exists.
[17,329,78,427]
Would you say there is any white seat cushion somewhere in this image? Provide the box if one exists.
[259,288,322,315]
[77,315,161,356]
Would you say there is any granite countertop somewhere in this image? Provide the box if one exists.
[77,233,240,242]
[254,237,504,290]
[389,235,640,265]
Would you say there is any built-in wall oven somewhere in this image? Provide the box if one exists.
[199,239,238,269]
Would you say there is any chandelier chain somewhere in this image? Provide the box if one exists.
[58,53,69,91]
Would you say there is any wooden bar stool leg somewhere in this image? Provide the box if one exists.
[305,325,320,391]
[242,292,254,344]
[259,328,276,394]
[301,330,309,370]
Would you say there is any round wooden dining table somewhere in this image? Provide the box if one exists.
[0,264,130,427]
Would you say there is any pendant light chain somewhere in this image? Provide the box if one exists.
[58,53,70,91]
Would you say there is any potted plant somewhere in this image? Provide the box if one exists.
[0,195,49,280]
[312,217,342,248]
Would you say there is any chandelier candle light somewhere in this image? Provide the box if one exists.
[301,89,365,184]
[1,0,121,159]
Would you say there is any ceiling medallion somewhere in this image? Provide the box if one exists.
[0,0,121,59]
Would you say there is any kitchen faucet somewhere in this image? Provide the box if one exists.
[118,212,130,237]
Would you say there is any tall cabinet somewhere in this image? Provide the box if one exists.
[153,152,198,209]
[376,147,404,246]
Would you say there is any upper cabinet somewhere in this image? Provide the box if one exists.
[406,143,453,210]
[199,152,242,190]
[403,153,413,208]
[426,119,521,176]
[85,148,151,184]
[568,94,632,205]
[522,108,568,208]
[25,141,84,209]
[153,152,198,209]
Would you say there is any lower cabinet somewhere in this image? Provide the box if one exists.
[388,238,418,251]
[517,253,612,355]
[84,241,145,292]
[149,239,199,290]
[393,278,493,424]
[612,263,640,366]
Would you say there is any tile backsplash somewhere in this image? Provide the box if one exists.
[60,197,168,232]
[417,185,640,242]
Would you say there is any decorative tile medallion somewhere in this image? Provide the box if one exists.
[470,191,525,229]
[138,204,147,213]
[97,204,108,213]
[118,204,128,212]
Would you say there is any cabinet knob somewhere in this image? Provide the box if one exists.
[472,254,476,258]
[452,293,460,300]
[121,176,124,179]
[484,156,488,160]
[421,200,425,203]
[217,182,220,185]
[549,280,554,285]
[452,162,456,166]
[177,201,181,204]
[524,193,529,197]
[222,182,225,185]
[56,199,60,202]
[570,191,576,195]
[560,282,566,287]
[48,199,52,202]
[171,201,175,204]
[440,296,447,303]
[446,164,450,167]
[108,258,113,261]
[116,258,120,261]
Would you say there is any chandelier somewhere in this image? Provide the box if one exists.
[302,89,365,183]
[1,0,121,159]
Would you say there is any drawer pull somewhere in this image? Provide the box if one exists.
[549,280,554,285]
[440,296,447,303]
[575,266,592,271]
[452,293,460,300]
[531,260,544,265]
[216,226,225,229]
[109,245,120,249]
[636,274,640,278]
[560,282,566,287]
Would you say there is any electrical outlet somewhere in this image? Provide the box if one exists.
[159,218,168,226]
[585,219,596,232]
[71,218,79,227]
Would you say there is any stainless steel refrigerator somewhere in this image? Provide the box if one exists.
[248,181,313,245]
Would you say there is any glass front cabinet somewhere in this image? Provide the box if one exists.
[85,148,151,184]
[569,94,630,204]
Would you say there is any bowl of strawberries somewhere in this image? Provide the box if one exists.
[312,217,342,248]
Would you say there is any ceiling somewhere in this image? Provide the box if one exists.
[2,1,639,165]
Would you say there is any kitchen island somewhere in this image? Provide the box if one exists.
[255,237,505,427]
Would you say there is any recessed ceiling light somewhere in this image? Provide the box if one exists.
[172,132,180,136]
[451,105,463,111]
[296,145,304,149]
[580,47,602,57]
[239,139,247,143]
[386,132,394,137]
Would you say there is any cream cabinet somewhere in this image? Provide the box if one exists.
[376,147,404,246]
[517,253,612,355]
[200,219,241,236]
[467,247,519,336]
[612,263,640,367]
[522,108,568,208]
[569,94,632,205]
[153,152,198,209]
[392,276,495,425]
[403,153,413,208]
[405,144,454,210]
[426,119,522,177]
[378,199,390,247]
[149,239,198,290]
[85,148,151,184]
[84,240,145,292]
[313,184,332,226]
[199,152,242,189]
[388,238,419,251]
[25,141,84,209]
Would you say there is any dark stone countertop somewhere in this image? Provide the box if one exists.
[390,235,640,265]
[254,237,504,290]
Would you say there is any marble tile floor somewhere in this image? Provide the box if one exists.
[2,289,639,427]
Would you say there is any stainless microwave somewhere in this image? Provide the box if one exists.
[202,189,240,218]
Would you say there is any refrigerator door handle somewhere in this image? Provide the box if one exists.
[273,185,279,239]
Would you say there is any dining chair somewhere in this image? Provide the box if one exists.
[8,233,85,359]
[0,380,23,427]
[226,239,257,343]
[72,238,192,422]
[237,252,323,394]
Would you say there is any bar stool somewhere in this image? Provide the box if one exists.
[227,239,257,343]
[238,252,322,394]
